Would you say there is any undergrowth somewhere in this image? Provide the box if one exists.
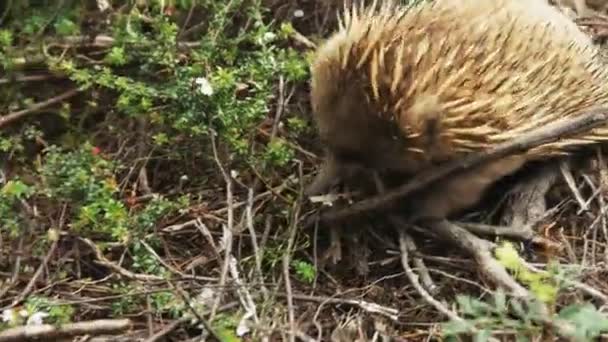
[2,0,608,341]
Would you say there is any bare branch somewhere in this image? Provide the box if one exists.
[0,319,132,342]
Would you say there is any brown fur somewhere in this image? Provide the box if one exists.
[307,0,608,220]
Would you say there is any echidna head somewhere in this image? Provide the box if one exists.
[306,68,413,196]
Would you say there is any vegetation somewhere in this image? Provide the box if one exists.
[2,1,608,341]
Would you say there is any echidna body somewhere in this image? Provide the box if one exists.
[307,0,608,219]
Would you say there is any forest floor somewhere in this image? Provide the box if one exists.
[3,1,608,341]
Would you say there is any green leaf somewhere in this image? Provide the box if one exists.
[0,30,13,47]
[558,304,608,339]
[494,242,522,270]
[2,180,32,199]
[474,329,492,342]
[493,288,506,314]
[54,17,79,36]
[441,319,473,337]
[529,282,558,304]
[456,295,493,317]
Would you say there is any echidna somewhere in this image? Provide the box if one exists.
[306,0,608,220]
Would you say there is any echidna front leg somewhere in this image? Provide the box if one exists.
[305,153,343,196]
[305,152,364,196]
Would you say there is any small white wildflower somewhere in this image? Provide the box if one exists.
[97,0,111,11]
[26,312,49,326]
[218,224,232,252]
[2,309,14,323]
[262,32,276,43]
[194,77,214,96]
[236,310,254,336]
[230,169,239,179]
[294,9,304,18]
[18,309,28,318]
[196,287,216,307]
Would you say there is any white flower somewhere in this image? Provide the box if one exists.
[262,32,276,43]
[236,310,254,336]
[194,77,214,96]
[294,9,304,18]
[97,0,111,11]
[2,309,14,323]
[195,288,216,308]
[26,312,49,326]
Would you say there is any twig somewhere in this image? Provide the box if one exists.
[283,162,304,342]
[560,160,589,212]
[144,317,189,342]
[457,222,562,251]
[456,222,533,239]
[0,87,81,129]
[0,319,132,342]
[138,240,214,282]
[208,130,234,321]
[374,173,436,293]
[246,188,268,299]
[0,74,61,85]
[146,295,154,337]
[397,230,463,322]
[291,293,399,321]
[401,231,437,293]
[79,237,197,282]
[0,235,24,304]
[165,280,222,342]
[426,220,530,297]
[9,237,58,307]
[318,107,608,223]
[0,0,12,26]
[176,2,197,40]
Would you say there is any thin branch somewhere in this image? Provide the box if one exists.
[9,238,58,307]
[208,130,235,322]
[0,87,81,129]
[282,163,304,342]
[398,230,463,322]
[427,220,530,297]
[0,319,132,342]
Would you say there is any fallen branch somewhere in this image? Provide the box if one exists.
[397,230,462,322]
[318,107,608,223]
[0,87,81,129]
[285,293,399,321]
[0,319,132,342]
[425,220,530,297]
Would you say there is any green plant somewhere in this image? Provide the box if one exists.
[442,242,608,340]
[292,259,316,284]
[24,296,75,325]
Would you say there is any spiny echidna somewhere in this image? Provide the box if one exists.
[306,0,608,220]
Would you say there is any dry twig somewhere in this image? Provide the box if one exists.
[0,319,132,342]
[208,130,235,321]
[397,230,463,322]
[0,87,81,129]
[425,220,530,297]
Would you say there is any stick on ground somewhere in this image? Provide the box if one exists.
[0,319,132,342]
